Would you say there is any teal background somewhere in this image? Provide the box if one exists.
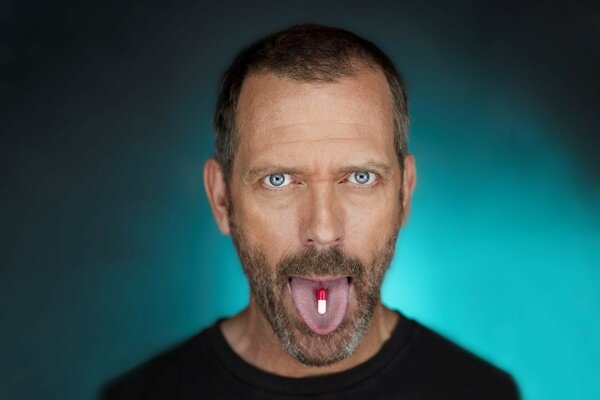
[1,1,598,399]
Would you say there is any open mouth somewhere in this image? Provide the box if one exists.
[287,276,351,336]
[287,275,352,283]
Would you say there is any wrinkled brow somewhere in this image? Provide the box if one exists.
[242,161,393,184]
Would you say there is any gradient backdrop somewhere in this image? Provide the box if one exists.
[1,1,599,399]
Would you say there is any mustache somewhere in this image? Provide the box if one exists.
[275,246,364,283]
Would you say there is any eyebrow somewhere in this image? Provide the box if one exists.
[242,161,394,184]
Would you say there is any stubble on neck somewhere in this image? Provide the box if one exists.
[220,299,399,377]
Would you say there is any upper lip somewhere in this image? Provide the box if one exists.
[289,275,351,282]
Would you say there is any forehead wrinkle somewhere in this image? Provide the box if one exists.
[240,128,395,181]
[237,70,394,137]
[248,122,388,142]
[243,137,393,177]
[241,121,392,150]
[244,109,391,137]
[249,136,385,150]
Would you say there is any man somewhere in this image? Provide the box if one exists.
[102,24,519,399]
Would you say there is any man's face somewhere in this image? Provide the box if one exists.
[224,67,408,366]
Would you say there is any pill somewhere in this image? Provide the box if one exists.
[317,288,327,315]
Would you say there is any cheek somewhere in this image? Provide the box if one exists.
[344,192,400,260]
[236,191,301,262]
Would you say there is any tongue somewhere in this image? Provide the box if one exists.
[290,277,349,336]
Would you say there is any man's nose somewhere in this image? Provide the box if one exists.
[301,183,344,249]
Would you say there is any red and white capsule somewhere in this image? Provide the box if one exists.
[317,288,327,315]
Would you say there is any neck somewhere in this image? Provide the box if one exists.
[220,298,399,377]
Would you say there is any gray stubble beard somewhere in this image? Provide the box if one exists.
[226,186,402,366]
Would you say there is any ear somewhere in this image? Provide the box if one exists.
[203,159,231,235]
[400,154,417,227]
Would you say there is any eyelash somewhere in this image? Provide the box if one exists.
[261,172,380,191]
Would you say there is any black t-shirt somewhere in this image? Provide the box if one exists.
[101,311,520,399]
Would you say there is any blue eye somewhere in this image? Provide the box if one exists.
[265,173,292,188]
[349,171,376,185]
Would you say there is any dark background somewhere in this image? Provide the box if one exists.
[1,1,598,399]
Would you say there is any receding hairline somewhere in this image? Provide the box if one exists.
[235,63,396,136]
[247,53,382,80]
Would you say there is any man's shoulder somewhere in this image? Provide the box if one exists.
[403,318,520,399]
[100,324,218,400]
